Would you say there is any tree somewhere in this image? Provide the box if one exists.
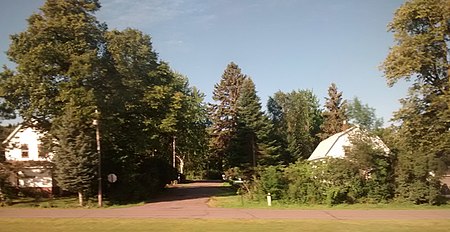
[267,90,322,163]
[0,0,200,202]
[0,0,104,204]
[347,97,383,131]
[1,0,104,126]
[208,62,246,171]
[52,98,97,206]
[229,78,277,170]
[381,0,450,204]
[319,83,348,140]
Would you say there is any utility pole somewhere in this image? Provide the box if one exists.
[93,110,102,207]
[172,136,176,169]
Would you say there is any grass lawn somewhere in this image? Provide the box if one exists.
[1,218,450,232]
[209,194,450,210]
[5,197,146,209]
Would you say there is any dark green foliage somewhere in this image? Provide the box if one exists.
[267,90,322,164]
[107,157,176,202]
[0,163,15,205]
[52,100,97,205]
[229,78,278,170]
[319,83,348,140]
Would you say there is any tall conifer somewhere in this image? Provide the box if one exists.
[319,83,348,140]
[208,62,245,171]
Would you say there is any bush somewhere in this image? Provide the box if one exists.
[284,161,323,204]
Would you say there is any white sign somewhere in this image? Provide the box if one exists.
[107,173,117,183]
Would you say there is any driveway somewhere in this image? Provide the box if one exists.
[1,181,450,220]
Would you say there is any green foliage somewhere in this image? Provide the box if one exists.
[381,0,450,204]
[347,97,383,131]
[107,157,176,202]
[208,62,246,171]
[345,132,395,203]
[52,99,97,205]
[229,78,278,171]
[284,161,322,204]
[0,163,15,205]
[267,90,322,164]
[248,133,395,205]
[255,165,286,200]
[0,0,209,203]
[319,83,348,140]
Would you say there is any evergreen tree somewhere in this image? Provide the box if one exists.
[52,97,97,206]
[319,83,348,140]
[381,0,450,204]
[229,78,277,170]
[208,62,246,171]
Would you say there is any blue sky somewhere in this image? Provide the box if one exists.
[0,0,409,125]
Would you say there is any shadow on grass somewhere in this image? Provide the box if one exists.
[103,180,236,207]
[6,180,236,208]
[144,180,235,204]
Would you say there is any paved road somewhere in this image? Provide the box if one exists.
[1,181,450,220]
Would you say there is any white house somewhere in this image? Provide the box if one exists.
[2,124,54,194]
[308,127,390,161]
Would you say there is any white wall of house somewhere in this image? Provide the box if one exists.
[3,125,54,191]
[4,126,53,162]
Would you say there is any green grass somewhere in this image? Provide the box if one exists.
[1,218,450,232]
[4,197,145,209]
[209,194,450,210]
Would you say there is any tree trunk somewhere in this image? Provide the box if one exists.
[78,191,83,206]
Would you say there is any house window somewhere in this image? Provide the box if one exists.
[21,144,29,158]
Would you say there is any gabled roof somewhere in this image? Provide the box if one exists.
[2,124,23,145]
[308,127,389,161]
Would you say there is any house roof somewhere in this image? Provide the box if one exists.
[2,124,23,145]
[308,127,389,161]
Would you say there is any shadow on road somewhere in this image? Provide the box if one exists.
[145,180,235,204]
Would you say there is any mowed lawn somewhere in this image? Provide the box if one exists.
[2,219,450,232]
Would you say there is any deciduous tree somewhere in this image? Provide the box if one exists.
[381,0,450,204]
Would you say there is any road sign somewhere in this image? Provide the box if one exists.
[107,173,117,183]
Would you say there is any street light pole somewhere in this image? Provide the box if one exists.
[93,110,102,207]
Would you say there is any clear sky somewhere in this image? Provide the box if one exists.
[0,0,409,125]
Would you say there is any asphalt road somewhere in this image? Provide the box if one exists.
[1,181,450,220]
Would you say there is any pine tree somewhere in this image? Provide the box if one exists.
[52,97,97,206]
[229,78,277,170]
[319,83,348,140]
[208,62,246,171]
